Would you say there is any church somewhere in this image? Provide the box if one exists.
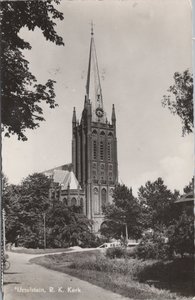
[45,27,118,232]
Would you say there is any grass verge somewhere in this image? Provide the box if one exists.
[30,251,194,300]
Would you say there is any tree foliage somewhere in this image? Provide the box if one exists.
[138,178,181,229]
[13,173,52,247]
[1,0,64,140]
[3,183,21,244]
[162,70,193,136]
[101,184,142,240]
[46,202,95,248]
[136,211,194,260]
[183,177,194,194]
[168,211,194,258]
[136,227,171,260]
[4,172,96,248]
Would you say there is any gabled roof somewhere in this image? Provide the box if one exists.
[53,170,80,191]
[44,167,80,191]
[175,191,194,203]
[43,164,72,175]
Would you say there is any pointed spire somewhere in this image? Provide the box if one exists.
[85,23,105,122]
[111,104,116,124]
[72,107,76,124]
[86,32,92,97]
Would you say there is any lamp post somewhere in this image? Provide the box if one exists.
[105,216,128,244]
[121,215,128,243]
[3,208,6,252]
[125,222,128,243]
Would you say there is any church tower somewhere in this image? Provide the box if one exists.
[72,25,118,232]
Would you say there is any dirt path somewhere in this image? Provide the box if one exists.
[3,251,130,300]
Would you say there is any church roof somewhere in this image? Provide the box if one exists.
[53,170,80,190]
[43,163,72,175]
[43,165,80,191]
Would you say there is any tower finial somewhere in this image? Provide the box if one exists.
[72,106,76,125]
[112,104,116,125]
[91,21,94,36]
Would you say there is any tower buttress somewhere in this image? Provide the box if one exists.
[72,107,77,174]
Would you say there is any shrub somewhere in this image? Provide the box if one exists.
[106,247,125,259]
[70,252,141,276]
[167,212,194,258]
[136,230,171,260]
[125,246,138,258]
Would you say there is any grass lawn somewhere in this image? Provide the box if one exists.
[30,251,194,300]
[11,247,72,254]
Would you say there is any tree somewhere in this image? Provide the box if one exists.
[136,227,171,260]
[3,177,21,244]
[101,184,142,240]
[1,0,64,141]
[4,172,96,248]
[16,173,52,248]
[46,202,95,248]
[168,212,194,257]
[162,70,193,136]
[183,177,194,194]
[138,178,181,230]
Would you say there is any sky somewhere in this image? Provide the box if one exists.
[2,0,193,195]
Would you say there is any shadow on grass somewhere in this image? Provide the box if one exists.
[11,248,72,255]
[136,257,194,297]
[4,272,21,275]
[4,281,21,285]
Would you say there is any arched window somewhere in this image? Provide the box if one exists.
[101,188,107,207]
[92,170,97,179]
[93,187,99,214]
[108,141,112,161]
[92,129,97,135]
[109,171,113,181]
[63,198,68,205]
[100,141,104,160]
[108,132,113,137]
[100,131,105,136]
[93,140,97,160]
[71,198,76,206]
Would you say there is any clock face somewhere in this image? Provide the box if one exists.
[96,107,104,118]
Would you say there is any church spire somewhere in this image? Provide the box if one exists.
[85,23,105,121]
[86,23,93,98]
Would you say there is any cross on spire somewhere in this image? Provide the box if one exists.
[91,21,94,36]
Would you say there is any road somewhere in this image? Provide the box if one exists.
[3,251,130,300]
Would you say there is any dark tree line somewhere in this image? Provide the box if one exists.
[3,173,97,248]
[101,178,193,258]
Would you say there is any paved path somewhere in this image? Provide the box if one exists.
[3,251,130,300]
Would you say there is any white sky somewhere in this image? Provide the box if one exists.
[2,0,193,195]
